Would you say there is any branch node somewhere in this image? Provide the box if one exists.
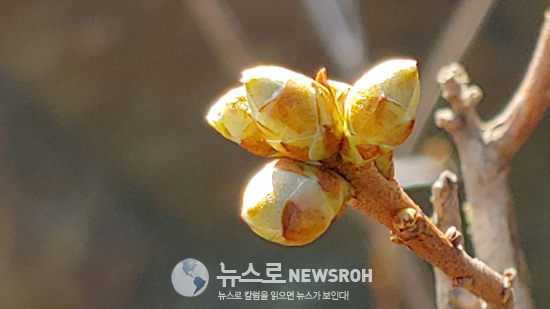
[453,276,474,289]
[438,63,484,111]
[390,234,404,245]
[434,108,460,131]
[393,207,420,232]
[503,268,517,283]
[445,226,463,248]
[500,267,517,304]
[463,84,484,108]
[436,63,486,139]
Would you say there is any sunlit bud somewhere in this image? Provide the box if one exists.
[241,159,348,246]
[241,66,343,161]
[341,59,420,168]
[206,86,280,157]
[345,59,420,146]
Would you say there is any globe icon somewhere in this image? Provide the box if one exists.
[171,258,209,297]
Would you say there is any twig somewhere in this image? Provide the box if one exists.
[431,171,483,309]
[432,11,550,308]
[488,11,550,160]
[332,161,514,308]
[365,221,436,309]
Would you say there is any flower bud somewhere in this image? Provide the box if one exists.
[341,59,420,168]
[206,86,280,157]
[241,159,348,246]
[241,66,343,161]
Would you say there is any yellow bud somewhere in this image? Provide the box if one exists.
[345,59,420,145]
[241,66,343,161]
[241,158,348,246]
[341,59,420,168]
[206,87,280,157]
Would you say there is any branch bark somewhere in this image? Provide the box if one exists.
[489,10,550,160]
[432,11,550,309]
[333,161,514,308]
[431,170,483,309]
[366,220,436,309]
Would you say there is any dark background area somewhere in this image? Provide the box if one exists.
[0,1,548,308]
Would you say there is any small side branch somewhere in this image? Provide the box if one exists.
[431,171,484,309]
[489,11,550,160]
[337,162,514,307]
[434,63,483,139]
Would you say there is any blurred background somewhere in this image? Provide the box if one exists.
[0,0,549,308]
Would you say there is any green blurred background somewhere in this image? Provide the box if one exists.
[0,0,548,308]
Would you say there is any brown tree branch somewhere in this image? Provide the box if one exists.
[334,162,514,308]
[366,221,436,309]
[435,63,532,309]
[431,171,483,309]
[489,10,550,160]
[431,11,550,309]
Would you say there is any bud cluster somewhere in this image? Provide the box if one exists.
[207,66,343,161]
[207,59,421,245]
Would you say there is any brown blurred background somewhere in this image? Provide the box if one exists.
[0,0,548,308]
